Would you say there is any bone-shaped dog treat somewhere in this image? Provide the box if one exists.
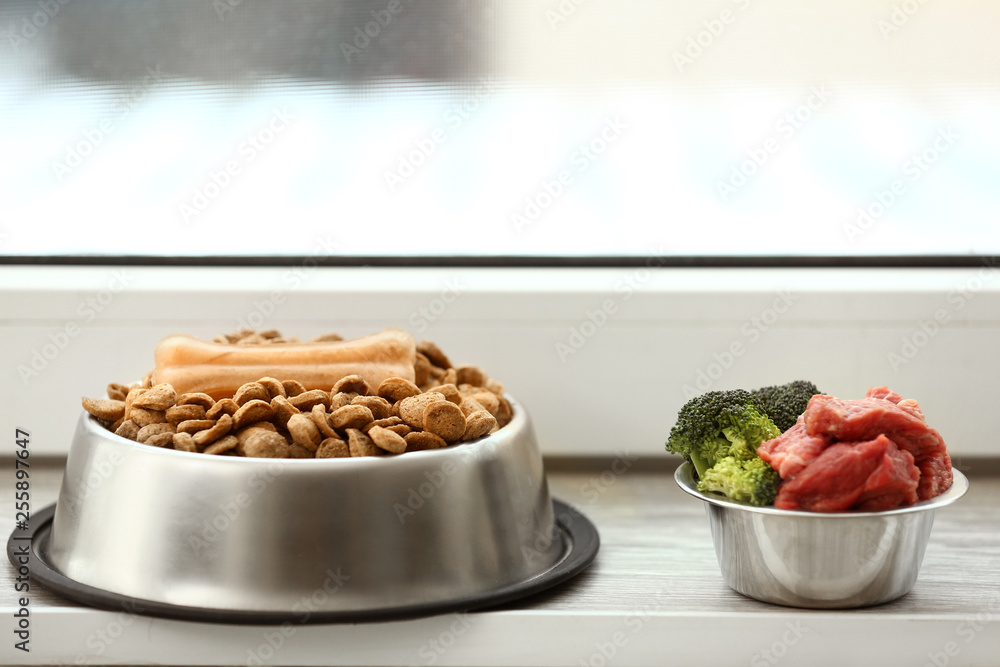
[151,328,417,399]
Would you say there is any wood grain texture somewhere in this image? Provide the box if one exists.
[1,458,997,665]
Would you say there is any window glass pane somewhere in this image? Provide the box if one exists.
[2,0,997,257]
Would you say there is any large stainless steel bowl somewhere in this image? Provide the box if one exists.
[46,398,565,618]
[675,461,969,608]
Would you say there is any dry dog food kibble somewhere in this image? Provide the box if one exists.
[81,328,513,459]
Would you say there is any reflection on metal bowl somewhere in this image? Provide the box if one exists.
[46,398,565,617]
[675,461,969,609]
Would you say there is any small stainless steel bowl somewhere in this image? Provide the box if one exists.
[44,398,569,618]
[675,461,969,609]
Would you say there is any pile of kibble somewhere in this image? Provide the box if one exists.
[81,333,511,458]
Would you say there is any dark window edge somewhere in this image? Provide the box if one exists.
[0,255,997,269]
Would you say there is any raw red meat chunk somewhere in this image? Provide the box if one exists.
[773,435,919,511]
[757,419,828,480]
[802,389,952,500]
[757,386,952,511]
[865,386,903,403]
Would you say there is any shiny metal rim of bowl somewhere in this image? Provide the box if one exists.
[674,461,970,516]
[47,396,566,615]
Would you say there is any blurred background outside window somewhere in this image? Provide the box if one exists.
[1,0,998,259]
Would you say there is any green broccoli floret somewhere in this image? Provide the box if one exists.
[697,456,780,506]
[665,389,781,483]
[751,380,821,432]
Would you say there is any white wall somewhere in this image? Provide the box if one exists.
[2,264,997,459]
